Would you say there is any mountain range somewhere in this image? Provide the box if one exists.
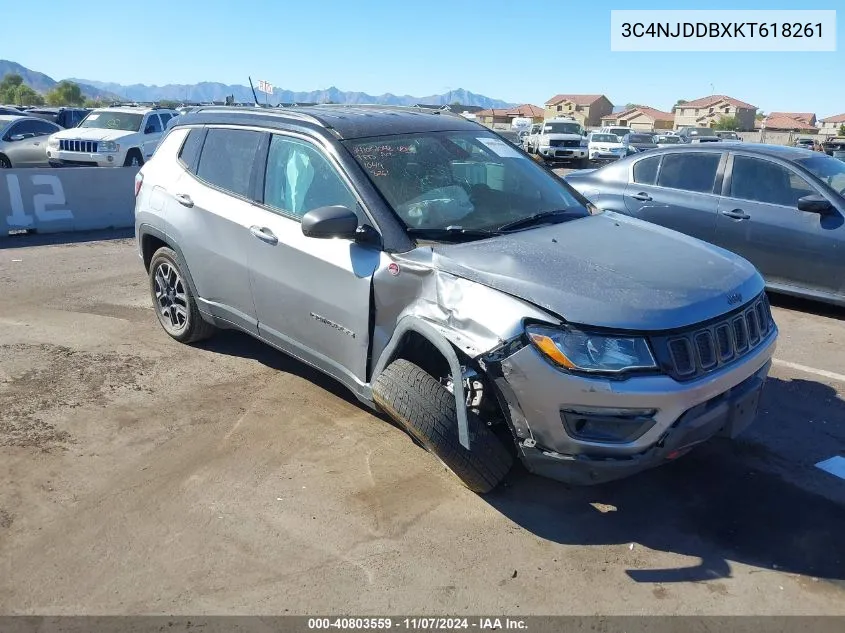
[1,60,514,108]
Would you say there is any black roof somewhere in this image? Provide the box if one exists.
[173,104,484,139]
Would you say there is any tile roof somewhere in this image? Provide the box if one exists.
[476,108,512,117]
[602,105,673,122]
[545,94,608,106]
[506,104,544,117]
[676,94,757,110]
[768,112,815,125]
[761,114,819,131]
[821,112,845,123]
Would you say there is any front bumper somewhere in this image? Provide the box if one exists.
[538,146,587,160]
[492,325,777,485]
[589,149,624,161]
[47,148,123,167]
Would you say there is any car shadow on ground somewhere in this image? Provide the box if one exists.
[484,374,845,585]
[767,291,844,322]
[0,227,134,249]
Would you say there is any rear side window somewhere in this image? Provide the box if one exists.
[657,153,721,193]
[196,128,263,198]
[633,155,660,185]
[178,128,204,169]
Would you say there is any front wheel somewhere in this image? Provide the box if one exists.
[0,155,11,168]
[148,246,214,343]
[124,149,144,167]
[373,359,513,494]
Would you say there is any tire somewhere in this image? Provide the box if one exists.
[148,246,214,343]
[0,155,11,169]
[577,157,590,169]
[373,359,513,494]
[124,149,144,167]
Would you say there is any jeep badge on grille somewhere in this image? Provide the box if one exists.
[727,292,743,305]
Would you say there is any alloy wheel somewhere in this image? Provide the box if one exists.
[153,261,188,332]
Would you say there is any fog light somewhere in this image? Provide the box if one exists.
[560,407,657,443]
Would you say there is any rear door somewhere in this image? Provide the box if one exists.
[246,132,380,386]
[167,126,266,334]
[713,152,840,294]
[623,150,724,242]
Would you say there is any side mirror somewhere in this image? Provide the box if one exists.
[301,205,360,240]
[797,194,833,214]
[9,134,25,142]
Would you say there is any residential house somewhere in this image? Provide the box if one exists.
[544,94,614,127]
[673,95,757,131]
[505,104,544,123]
[759,112,818,133]
[600,105,674,130]
[475,108,513,127]
[819,113,845,135]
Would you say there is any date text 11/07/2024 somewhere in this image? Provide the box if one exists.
[307,617,528,630]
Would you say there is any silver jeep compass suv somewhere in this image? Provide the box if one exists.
[134,105,778,493]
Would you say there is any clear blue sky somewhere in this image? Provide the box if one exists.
[2,0,843,116]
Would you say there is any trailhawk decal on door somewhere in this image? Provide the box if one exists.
[310,312,356,338]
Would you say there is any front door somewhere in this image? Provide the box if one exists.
[713,153,841,295]
[623,151,724,242]
[141,114,164,161]
[247,133,379,386]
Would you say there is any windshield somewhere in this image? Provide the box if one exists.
[628,134,655,143]
[345,131,587,234]
[687,127,714,136]
[591,134,619,143]
[656,135,681,144]
[543,121,582,134]
[795,154,845,195]
[79,111,143,132]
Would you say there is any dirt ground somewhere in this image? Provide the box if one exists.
[1,231,844,615]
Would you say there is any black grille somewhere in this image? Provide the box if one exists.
[652,294,774,381]
[59,139,99,153]
[549,139,581,148]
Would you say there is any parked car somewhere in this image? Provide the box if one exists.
[622,132,659,153]
[654,134,682,147]
[527,117,588,166]
[495,129,524,148]
[677,127,721,143]
[0,106,26,117]
[586,132,625,162]
[715,131,741,141]
[134,105,777,493]
[523,123,541,149]
[0,115,63,168]
[793,137,816,149]
[822,136,845,157]
[27,107,91,129]
[46,106,178,167]
[565,144,845,307]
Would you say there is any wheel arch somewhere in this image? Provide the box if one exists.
[138,224,202,302]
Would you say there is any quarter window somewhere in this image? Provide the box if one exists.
[263,134,357,220]
[632,155,660,185]
[656,153,721,193]
[196,128,263,198]
[730,155,816,207]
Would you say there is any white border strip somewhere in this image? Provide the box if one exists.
[773,359,845,384]
[816,456,845,480]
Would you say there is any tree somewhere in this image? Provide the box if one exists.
[756,111,766,121]
[45,80,84,106]
[14,84,44,106]
[0,73,24,102]
[839,124,845,136]
[625,103,641,110]
[673,99,688,109]
[713,115,740,131]
[84,98,105,108]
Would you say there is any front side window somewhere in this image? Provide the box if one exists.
[196,128,263,198]
[590,134,619,143]
[79,111,143,132]
[657,152,721,193]
[794,154,845,195]
[633,155,660,185]
[345,131,587,233]
[730,156,816,207]
[144,115,163,134]
[263,135,357,219]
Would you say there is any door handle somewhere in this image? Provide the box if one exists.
[631,192,652,202]
[173,193,194,208]
[249,225,279,245]
[721,209,750,220]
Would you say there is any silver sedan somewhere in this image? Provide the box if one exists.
[0,115,62,168]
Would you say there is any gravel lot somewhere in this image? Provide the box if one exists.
[1,231,844,615]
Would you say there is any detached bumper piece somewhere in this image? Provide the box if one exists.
[520,362,769,486]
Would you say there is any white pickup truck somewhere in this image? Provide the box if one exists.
[525,117,589,167]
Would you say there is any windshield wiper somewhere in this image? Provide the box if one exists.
[406,226,502,241]
[496,209,581,232]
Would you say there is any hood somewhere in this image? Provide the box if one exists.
[404,212,763,331]
[53,128,135,142]
[542,133,583,140]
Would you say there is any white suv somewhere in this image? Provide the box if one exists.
[47,106,177,167]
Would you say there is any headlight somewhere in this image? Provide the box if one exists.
[47,137,59,148]
[98,141,119,153]
[526,325,657,374]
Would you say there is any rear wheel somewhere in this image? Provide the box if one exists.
[0,155,11,168]
[373,359,513,494]
[148,246,214,343]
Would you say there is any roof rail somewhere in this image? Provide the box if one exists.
[182,104,328,128]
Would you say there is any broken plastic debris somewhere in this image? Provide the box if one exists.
[511,570,518,579]
[276,497,283,501]
[11,259,22,262]
[590,502,617,513]
[629,543,635,550]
